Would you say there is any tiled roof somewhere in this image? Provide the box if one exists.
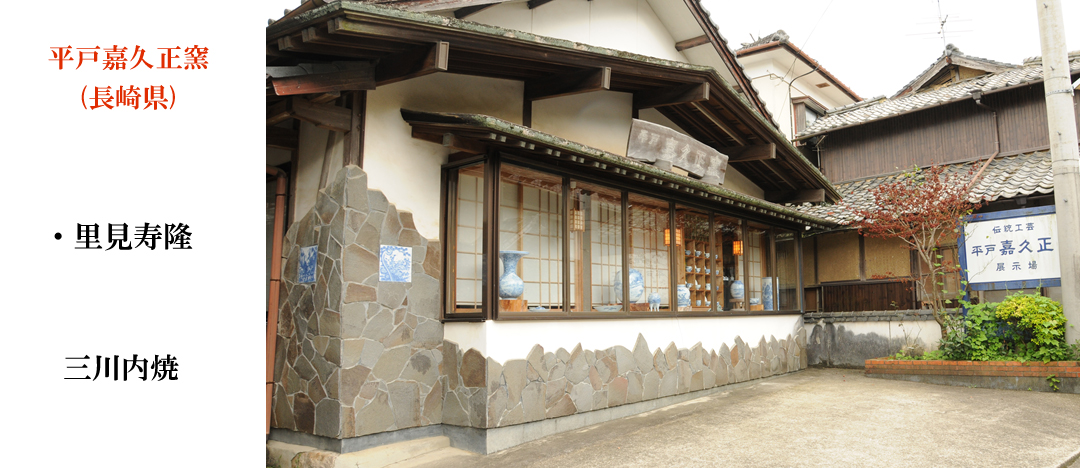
[791,151,1054,225]
[893,44,1016,98]
[795,56,1080,139]
[736,30,789,51]
[734,30,862,102]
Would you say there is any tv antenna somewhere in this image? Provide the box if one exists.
[906,1,971,48]
[936,0,948,50]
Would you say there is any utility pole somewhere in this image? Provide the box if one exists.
[1036,0,1080,344]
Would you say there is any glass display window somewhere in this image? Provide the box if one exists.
[745,224,773,311]
[675,207,712,312]
[569,181,623,312]
[441,153,805,319]
[450,163,485,315]
[498,164,564,314]
[776,231,799,310]
[714,214,743,311]
[628,193,671,313]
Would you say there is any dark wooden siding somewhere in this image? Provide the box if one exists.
[817,83,1075,182]
[994,83,1052,154]
[821,282,915,312]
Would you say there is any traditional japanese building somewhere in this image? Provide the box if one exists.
[790,47,1080,367]
[734,30,861,141]
[264,0,842,460]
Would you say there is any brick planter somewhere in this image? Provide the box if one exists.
[865,359,1080,393]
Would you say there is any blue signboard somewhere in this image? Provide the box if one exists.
[959,206,1060,291]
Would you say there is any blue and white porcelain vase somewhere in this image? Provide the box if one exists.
[730,280,744,300]
[647,292,662,311]
[498,250,528,299]
[762,277,774,310]
[676,284,690,308]
[613,269,644,303]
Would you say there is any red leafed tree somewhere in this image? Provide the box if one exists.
[850,164,983,338]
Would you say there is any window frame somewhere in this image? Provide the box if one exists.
[441,151,805,321]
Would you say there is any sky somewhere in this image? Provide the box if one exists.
[704,0,1078,100]
[262,0,1078,102]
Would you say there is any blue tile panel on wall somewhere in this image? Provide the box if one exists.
[298,245,317,284]
[380,245,412,282]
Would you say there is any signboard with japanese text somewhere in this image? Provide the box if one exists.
[960,206,1061,290]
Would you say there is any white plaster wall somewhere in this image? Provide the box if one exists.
[532,91,633,156]
[742,58,852,111]
[294,122,330,218]
[294,125,344,221]
[469,0,688,62]
[720,166,765,199]
[364,73,524,239]
[804,320,943,353]
[741,58,854,140]
[445,315,802,362]
[637,108,764,198]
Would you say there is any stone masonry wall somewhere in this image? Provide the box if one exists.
[271,165,444,439]
[442,327,808,429]
[270,165,811,446]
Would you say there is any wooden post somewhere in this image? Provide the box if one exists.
[344,91,365,167]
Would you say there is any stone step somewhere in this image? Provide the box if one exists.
[381,447,476,468]
[335,436,451,468]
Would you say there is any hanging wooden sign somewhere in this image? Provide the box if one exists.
[625,118,728,185]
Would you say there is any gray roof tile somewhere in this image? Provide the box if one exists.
[892,44,1016,98]
[795,56,1080,139]
[792,151,1054,225]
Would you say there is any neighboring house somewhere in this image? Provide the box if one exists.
[735,30,861,143]
[790,46,1080,367]
[264,0,841,461]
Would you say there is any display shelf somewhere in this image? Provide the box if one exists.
[680,239,715,310]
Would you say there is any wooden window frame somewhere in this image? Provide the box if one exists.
[440,151,805,322]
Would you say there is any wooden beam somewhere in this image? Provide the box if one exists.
[441,133,487,154]
[790,189,826,204]
[674,35,710,52]
[326,18,717,82]
[267,100,292,126]
[309,92,341,104]
[527,0,556,9]
[455,4,494,18]
[720,143,775,162]
[275,33,371,59]
[765,189,825,204]
[633,82,709,109]
[410,129,488,154]
[267,126,299,150]
[375,41,449,86]
[290,97,352,133]
[690,102,747,146]
[270,63,375,96]
[448,151,481,164]
[525,67,611,101]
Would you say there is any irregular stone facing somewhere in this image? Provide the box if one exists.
[271,165,444,439]
[444,322,806,429]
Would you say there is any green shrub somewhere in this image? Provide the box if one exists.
[938,313,971,360]
[926,292,1070,362]
[995,292,1070,362]
[963,301,1007,361]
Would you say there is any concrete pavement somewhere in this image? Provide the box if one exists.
[405,368,1080,468]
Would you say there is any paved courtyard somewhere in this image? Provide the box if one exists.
[415,368,1080,468]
